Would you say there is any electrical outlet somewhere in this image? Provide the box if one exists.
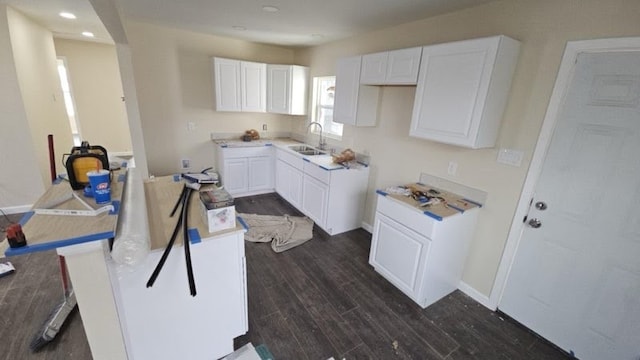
[497,148,524,167]
[262,124,268,131]
[181,158,191,170]
[448,161,458,176]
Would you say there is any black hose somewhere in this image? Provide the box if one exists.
[182,188,197,296]
[170,185,187,217]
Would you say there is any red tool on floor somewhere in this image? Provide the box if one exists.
[6,223,27,248]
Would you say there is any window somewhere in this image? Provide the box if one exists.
[57,58,81,146]
[311,76,342,138]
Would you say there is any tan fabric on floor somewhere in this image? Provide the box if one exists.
[238,213,314,253]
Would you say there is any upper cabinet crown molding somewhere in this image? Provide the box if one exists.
[410,35,521,149]
[360,47,423,85]
[213,57,266,113]
[267,64,309,115]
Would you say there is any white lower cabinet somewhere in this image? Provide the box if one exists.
[218,146,274,197]
[275,147,369,236]
[369,193,479,308]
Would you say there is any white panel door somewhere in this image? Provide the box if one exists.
[500,52,640,360]
[334,56,362,125]
[267,65,290,114]
[240,61,266,112]
[213,58,241,111]
[223,158,248,196]
[360,52,388,85]
[301,175,328,227]
[386,47,422,85]
[248,156,272,191]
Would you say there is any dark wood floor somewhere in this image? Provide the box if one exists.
[233,193,571,360]
[0,213,92,360]
[1,194,571,360]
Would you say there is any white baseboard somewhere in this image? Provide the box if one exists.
[0,205,32,215]
[458,281,496,310]
[361,221,372,233]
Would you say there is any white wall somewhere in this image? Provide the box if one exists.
[54,39,133,155]
[124,22,300,176]
[7,7,73,186]
[0,5,44,211]
[295,0,640,296]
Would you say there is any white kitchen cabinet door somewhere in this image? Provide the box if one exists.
[386,47,422,85]
[334,56,380,127]
[223,158,248,195]
[240,61,267,112]
[302,175,328,227]
[275,159,303,208]
[248,156,272,192]
[267,65,308,115]
[370,212,431,299]
[360,47,422,85]
[410,35,520,148]
[360,52,388,85]
[213,58,242,112]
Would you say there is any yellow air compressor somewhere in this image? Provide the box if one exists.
[64,141,109,190]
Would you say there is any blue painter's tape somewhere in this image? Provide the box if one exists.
[303,158,310,162]
[53,176,64,185]
[320,165,343,171]
[173,174,181,182]
[121,161,128,168]
[264,143,273,146]
[237,216,249,231]
[109,200,121,215]
[4,230,115,257]
[423,211,443,221]
[19,211,35,226]
[188,228,201,244]
[447,204,465,213]
[221,144,228,148]
[117,173,126,182]
[462,198,483,207]
[376,189,388,196]
[416,182,425,186]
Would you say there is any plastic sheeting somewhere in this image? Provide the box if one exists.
[111,167,150,269]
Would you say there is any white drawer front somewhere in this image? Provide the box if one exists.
[303,160,331,184]
[375,194,435,238]
[222,146,273,158]
[275,148,304,170]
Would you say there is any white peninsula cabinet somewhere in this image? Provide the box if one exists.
[212,57,267,112]
[360,47,422,85]
[218,146,274,197]
[333,56,381,127]
[267,65,309,115]
[369,183,483,308]
[410,35,520,148]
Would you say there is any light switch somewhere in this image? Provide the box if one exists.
[497,148,524,167]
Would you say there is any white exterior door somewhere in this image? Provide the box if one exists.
[500,51,640,359]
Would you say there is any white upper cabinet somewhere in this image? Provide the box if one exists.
[360,47,422,85]
[213,57,266,113]
[334,56,380,127]
[267,65,309,115]
[410,35,520,148]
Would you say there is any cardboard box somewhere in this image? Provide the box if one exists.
[199,189,236,233]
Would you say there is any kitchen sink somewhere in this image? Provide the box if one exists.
[288,144,327,156]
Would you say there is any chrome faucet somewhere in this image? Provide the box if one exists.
[306,121,326,150]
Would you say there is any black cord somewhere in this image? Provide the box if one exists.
[182,188,197,296]
[170,185,187,217]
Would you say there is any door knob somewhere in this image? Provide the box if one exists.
[535,201,547,210]
[528,218,542,228]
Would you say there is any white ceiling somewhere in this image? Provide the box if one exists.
[1,0,496,47]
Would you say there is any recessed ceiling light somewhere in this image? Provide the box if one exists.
[232,26,247,31]
[59,12,76,19]
[262,5,279,12]
[82,31,95,38]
